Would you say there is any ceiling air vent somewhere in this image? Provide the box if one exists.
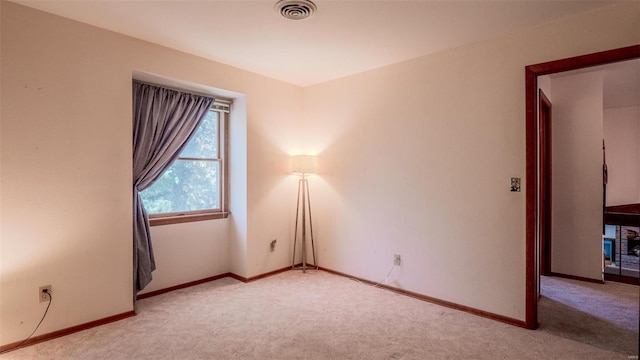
[275,0,317,20]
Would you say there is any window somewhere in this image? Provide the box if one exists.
[141,101,229,225]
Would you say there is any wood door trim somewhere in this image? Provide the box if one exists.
[524,44,640,330]
[539,89,552,276]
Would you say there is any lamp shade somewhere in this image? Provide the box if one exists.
[291,155,317,175]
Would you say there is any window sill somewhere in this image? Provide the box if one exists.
[149,212,230,226]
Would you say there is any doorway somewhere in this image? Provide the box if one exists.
[524,44,640,329]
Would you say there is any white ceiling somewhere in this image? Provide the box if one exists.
[11,0,622,87]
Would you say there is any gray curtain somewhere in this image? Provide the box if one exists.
[132,81,214,294]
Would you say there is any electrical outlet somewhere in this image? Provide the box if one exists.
[394,254,401,266]
[39,285,51,303]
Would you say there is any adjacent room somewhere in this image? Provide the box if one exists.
[1,0,638,358]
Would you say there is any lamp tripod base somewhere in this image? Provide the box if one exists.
[291,177,317,273]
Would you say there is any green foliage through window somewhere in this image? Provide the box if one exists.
[141,110,221,215]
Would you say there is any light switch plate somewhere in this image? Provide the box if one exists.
[510,177,521,192]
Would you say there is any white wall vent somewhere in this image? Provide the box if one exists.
[275,0,317,20]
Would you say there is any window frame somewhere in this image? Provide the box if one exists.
[148,105,230,226]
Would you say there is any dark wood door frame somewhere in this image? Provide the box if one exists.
[539,89,552,277]
[524,44,640,329]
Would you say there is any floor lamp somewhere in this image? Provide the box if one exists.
[291,155,318,273]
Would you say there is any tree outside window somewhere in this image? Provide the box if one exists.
[141,109,225,218]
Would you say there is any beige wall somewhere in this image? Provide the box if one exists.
[0,2,302,345]
[302,2,638,320]
[550,71,604,280]
[1,0,638,345]
[141,220,230,294]
[604,106,640,205]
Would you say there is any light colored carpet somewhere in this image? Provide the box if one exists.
[1,270,638,359]
[539,275,639,356]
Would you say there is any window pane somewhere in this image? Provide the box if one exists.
[141,160,219,214]
[181,110,218,159]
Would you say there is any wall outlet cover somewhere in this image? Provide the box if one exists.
[39,285,52,303]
